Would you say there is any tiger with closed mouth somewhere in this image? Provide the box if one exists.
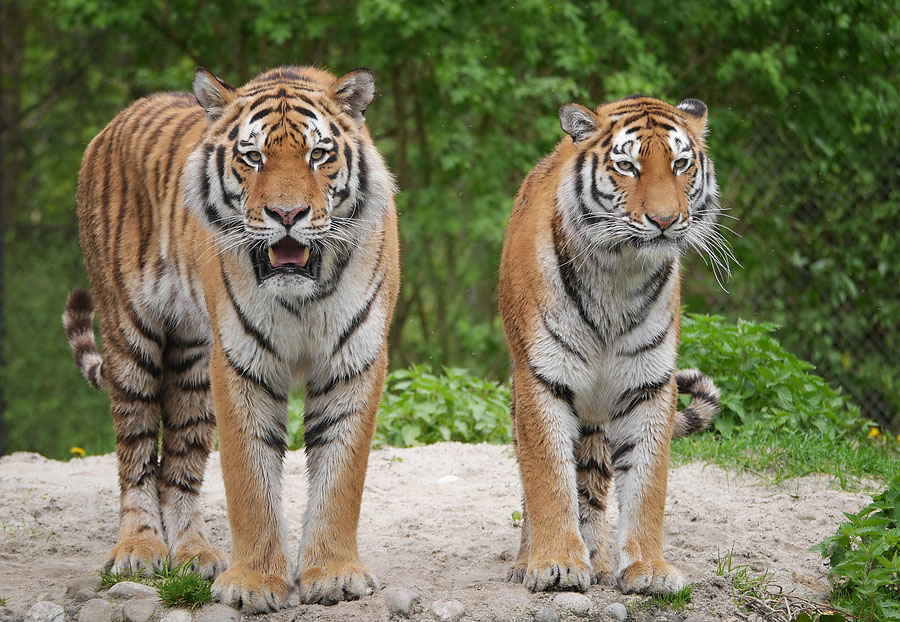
[63,66,399,612]
[499,95,723,595]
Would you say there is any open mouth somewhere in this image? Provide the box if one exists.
[251,237,322,282]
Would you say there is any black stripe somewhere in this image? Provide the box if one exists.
[333,279,384,354]
[610,441,634,466]
[306,350,379,399]
[222,345,287,402]
[552,214,601,338]
[618,261,673,337]
[611,376,670,420]
[577,457,611,479]
[618,315,673,356]
[540,311,587,362]
[166,351,206,374]
[176,377,211,392]
[329,122,341,137]
[589,153,615,205]
[222,263,279,355]
[255,422,287,459]
[303,410,352,450]
[346,139,369,220]
[530,365,575,409]
[118,426,160,446]
[164,413,215,433]
[679,406,705,434]
[249,107,277,125]
[167,335,210,349]
[108,376,160,404]
[687,390,718,405]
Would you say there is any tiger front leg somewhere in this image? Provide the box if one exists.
[608,377,685,595]
[295,350,387,605]
[208,342,292,613]
[509,364,591,593]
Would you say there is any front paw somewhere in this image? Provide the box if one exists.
[524,557,591,593]
[618,559,686,595]
[212,564,291,613]
[171,536,229,580]
[298,562,379,605]
[104,532,168,576]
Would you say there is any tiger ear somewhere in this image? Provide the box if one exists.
[193,68,235,122]
[329,68,376,120]
[559,103,598,143]
[677,98,708,135]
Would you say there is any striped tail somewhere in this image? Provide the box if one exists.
[62,289,105,390]
[672,368,720,438]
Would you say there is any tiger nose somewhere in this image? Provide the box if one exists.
[264,205,310,228]
[647,213,678,230]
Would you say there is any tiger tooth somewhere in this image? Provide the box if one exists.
[268,247,277,266]
[300,246,310,267]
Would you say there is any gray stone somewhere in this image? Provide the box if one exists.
[66,576,103,597]
[195,602,241,622]
[534,607,560,622]
[123,598,160,622]
[683,617,706,622]
[108,581,158,600]
[0,606,16,622]
[551,592,592,616]
[24,601,64,622]
[432,599,465,622]
[383,586,420,618]
[160,611,193,622]
[74,589,97,603]
[604,602,627,622]
[78,598,113,622]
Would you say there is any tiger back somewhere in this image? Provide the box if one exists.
[63,66,399,612]
[498,96,723,595]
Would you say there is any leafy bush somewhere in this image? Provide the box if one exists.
[286,364,511,450]
[815,476,900,621]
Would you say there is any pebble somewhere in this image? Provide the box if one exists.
[108,581,158,600]
[75,588,97,602]
[66,576,103,597]
[78,598,113,622]
[123,598,159,622]
[534,607,560,622]
[684,617,705,622]
[383,586,420,618]
[25,601,65,622]
[0,607,16,622]
[161,610,193,622]
[551,592,592,615]
[195,602,241,621]
[604,602,627,621]
[432,599,466,622]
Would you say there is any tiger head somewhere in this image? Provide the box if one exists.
[558,95,722,264]
[184,66,383,291]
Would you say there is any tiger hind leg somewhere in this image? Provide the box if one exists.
[576,425,615,586]
[158,333,228,580]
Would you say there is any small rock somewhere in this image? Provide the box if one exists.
[108,581,158,600]
[551,592,592,616]
[432,599,465,622]
[0,606,16,622]
[603,602,627,622]
[683,617,705,622]
[383,586,420,618]
[25,601,65,622]
[123,598,160,622]
[195,602,241,622]
[75,589,97,602]
[78,598,113,622]
[534,607,560,622]
[436,475,459,484]
[160,611,192,622]
[66,576,103,597]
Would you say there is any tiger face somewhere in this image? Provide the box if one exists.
[559,96,718,263]
[184,67,376,293]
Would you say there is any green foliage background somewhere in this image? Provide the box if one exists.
[2,0,898,458]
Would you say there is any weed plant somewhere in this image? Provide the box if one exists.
[99,559,213,610]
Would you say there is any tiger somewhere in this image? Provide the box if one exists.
[62,65,399,612]
[498,95,723,595]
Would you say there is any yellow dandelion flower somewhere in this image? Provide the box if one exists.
[70,446,86,457]
[868,427,880,438]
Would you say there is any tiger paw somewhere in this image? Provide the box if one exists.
[212,565,291,613]
[171,536,229,580]
[104,532,168,576]
[298,562,379,605]
[524,557,591,593]
[505,563,527,584]
[590,551,616,586]
[618,559,686,595]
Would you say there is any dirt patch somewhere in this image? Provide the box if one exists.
[0,443,875,620]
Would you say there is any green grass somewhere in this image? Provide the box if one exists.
[99,559,213,610]
[641,585,694,611]
[0,596,8,607]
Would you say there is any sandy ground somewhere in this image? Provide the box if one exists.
[0,443,876,621]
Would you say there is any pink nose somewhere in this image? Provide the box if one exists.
[265,205,309,227]
[648,214,677,230]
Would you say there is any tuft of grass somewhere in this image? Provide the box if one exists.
[0,596,8,607]
[99,567,151,589]
[641,585,694,611]
[99,558,213,610]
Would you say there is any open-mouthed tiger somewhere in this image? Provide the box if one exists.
[498,95,723,595]
[63,66,399,612]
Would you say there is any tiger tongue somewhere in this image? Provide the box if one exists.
[268,237,310,267]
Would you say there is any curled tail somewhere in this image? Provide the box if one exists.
[62,289,105,390]
[673,368,720,438]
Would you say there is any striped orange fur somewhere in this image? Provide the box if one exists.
[64,66,399,612]
[499,96,722,595]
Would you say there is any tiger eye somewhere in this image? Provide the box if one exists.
[310,148,325,160]
[245,151,262,164]
[674,158,689,169]
[617,160,634,171]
